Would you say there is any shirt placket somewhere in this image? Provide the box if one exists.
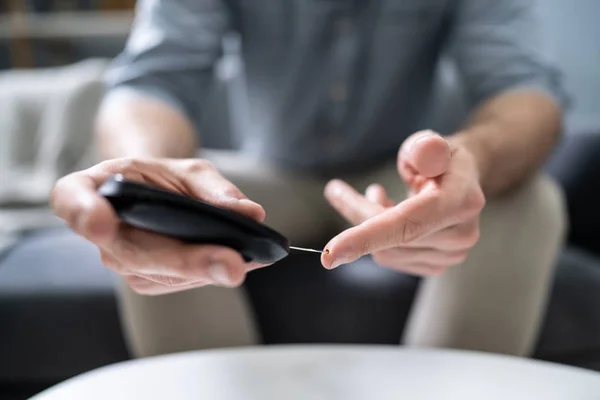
[323,6,360,153]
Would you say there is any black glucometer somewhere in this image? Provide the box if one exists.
[98,174,291,264]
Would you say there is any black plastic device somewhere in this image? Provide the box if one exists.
[97,174,291,264]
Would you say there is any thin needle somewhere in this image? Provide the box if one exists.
[289,246,325,254]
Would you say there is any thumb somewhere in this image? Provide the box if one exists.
[398,130,451,182]
[51,171,119,246]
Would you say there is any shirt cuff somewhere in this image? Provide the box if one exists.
[103,82,193,122]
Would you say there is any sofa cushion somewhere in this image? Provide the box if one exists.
[535,247,600,371]
[0,227,129,382]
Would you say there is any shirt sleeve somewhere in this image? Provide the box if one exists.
[448,0,569,110]
[104,0,231,126]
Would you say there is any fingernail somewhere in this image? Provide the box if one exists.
[239,198,265,213]
[239,198,259,206]
[208,262,232,286]
[409,133,435,153]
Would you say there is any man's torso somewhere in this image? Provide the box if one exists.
[222,0,455,172]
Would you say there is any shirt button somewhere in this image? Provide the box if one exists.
[336,17,353,35]
[329,83,349,102]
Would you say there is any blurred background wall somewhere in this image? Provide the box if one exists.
[537,0,600,127]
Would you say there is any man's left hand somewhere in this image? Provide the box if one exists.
[322,130,486,276]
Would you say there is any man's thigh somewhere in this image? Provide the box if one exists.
[404,175,567,356]
[343,161,567,356]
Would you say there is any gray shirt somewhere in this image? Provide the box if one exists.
[106,0,565,174]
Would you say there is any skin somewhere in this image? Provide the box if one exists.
[321,89,562,272]
[51,88,561,294]
[321,130,484,274]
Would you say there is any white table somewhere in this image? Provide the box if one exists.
[31,345,600,400]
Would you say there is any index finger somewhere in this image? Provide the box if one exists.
[322,192,448,268]
[51,166,119,245]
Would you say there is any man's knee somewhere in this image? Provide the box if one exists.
[481,174,567,246]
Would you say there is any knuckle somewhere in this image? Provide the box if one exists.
[462,226,480,248]
[94,158,151,181]
[448,223,480,249]
[448,251,469,266]
[220,183,245,200]
[228,272,246,288]
[226,264,247,287]
[399,218,424,244]
[466,189,486,214]
[181,159,214,174]
[107,157,140,172]
[116,157,138,171]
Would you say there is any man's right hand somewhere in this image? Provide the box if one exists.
[51,157,267,295]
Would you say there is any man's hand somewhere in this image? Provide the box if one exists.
[322,130,485,276]
[51,158,267,295]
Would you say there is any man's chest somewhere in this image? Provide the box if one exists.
[233,0,453,39]
[230,0,454,139]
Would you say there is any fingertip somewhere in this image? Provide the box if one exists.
[365,184,387,205]
[320,244,334,269]
[324,179,345,198]
[406,133,450,178]
[239,199,267,222]
[365,183,382,196]
[320,235,356,270]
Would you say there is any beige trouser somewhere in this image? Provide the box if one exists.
[117,150,567,358]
